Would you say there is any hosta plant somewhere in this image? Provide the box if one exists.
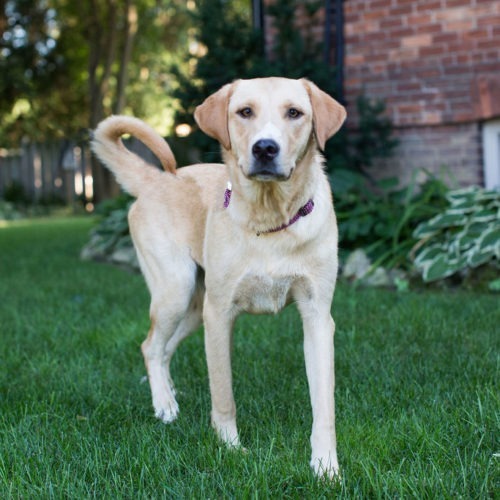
[411,186,499,283]
[80,194,139,270]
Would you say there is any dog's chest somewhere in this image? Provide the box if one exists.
[232,273,311,314]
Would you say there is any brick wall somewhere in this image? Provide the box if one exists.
[342,0,500,185]
[344,0,500,127]
[374,123,483,186]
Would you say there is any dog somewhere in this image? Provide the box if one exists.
[91,77,346,479]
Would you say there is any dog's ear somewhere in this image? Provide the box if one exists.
[194,83,233,150]
[302,79,347,151]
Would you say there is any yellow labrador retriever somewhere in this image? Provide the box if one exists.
[92,77,346,479]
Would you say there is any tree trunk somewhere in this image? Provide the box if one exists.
[87,0,124,203]
[114,1,138,114]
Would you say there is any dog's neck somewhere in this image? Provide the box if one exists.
[223,146,323,235]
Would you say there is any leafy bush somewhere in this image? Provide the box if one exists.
[333,169,449,269]
[0,200,23,220]
[80,195,139,270]
[3,181,30,205]
[411,186,500,283]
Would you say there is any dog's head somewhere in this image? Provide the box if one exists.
[194,77,346,182]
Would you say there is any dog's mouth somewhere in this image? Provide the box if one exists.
[244,161,293,182]
[248,170,289,182]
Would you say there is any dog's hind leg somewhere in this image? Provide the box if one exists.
[161,272,204,397]
[140,267,201,424]
[134,226,202,423]
[129,203,202,423]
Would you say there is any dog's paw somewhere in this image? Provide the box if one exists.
[152,394,179,424]
[154,402,179,423]
[211,418,241,448]
[310,455,341,482]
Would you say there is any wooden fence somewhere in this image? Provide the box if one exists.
[0,138,164,207]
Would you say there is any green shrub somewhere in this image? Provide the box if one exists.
[411,186,500,283]
[0,200,23,220]
[3,181,29,205]
[80,195,138,269]
[333,169,449,269]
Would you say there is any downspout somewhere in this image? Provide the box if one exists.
[335,0,345,103]
[252,0,265,59]
[326,0,345,103]
[324,0,331,65]
[252,0,264,31]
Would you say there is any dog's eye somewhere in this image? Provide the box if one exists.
[286,108,303,119]
[237,107,253,118]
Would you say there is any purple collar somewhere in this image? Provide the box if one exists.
[223,182,315,236]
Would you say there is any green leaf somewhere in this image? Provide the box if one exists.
[470,208,498,223]
[423,254,456,282]
[447,199,480,213]
[331,169,366,194]
[413,221,437,238]
[476,189,500,202]
[477,226,500,256]
[414,245,445,267]
[446,186,478,204]
[376,176,399,191]
[488,278,500,292]
[425,212,468,230]
[467,249,495,268]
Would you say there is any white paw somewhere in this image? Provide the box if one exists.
[311,455,341,481]
[212,419,240,448]
[152,391,179,423]
[154,401,179,423]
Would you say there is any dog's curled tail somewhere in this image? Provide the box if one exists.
[91,115,176,197]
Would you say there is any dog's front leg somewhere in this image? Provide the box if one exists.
[203,296,240,447]
[298,301,339,480]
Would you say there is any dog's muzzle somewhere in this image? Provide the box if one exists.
[248,139,287,180]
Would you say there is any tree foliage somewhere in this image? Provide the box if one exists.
[0,0,190,146]
[1,0,191,200]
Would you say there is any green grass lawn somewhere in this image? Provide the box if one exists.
[0,217,498,497]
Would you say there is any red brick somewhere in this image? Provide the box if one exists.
[463,28,491,43]
[413,67,442,79]
[397,103,425,114]
[370,0,392,9]
[380,17,405,29]
[477,39,500,50]
[401,33,433,48]
[432,32,459,44]
[456,53,471,64]
[445,0,472,7]
[435,7,471,22]
[390,4,413,16]
[363,9,390,22]
[407,13,432,25]
[415,0,441,10]
[443,64,473,75]
[477,14,500,27]
[396,82,422,92]
[390,27,415,38]
[483,50,500,61]
[476,61,500,73]
[364,32,388,43]
[345,53,366,65]
[416,24,442,35]
[419,45,448,57]
[366,51,390,62]
[444,19,475,32]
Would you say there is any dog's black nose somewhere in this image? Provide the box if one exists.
[252,139,280,162]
